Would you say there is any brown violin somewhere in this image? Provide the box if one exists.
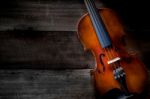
[77,0,148,98]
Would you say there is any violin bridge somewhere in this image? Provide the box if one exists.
[107,57,121,64]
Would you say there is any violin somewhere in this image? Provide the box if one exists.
[77,0,148,98]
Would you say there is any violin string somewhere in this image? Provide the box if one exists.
[112,47,120,68]
[89,0,116,60]
[86,0,110,68]
[86,0,107,58]
[92,0,111,50]
[87,0,113,62]
[88,0,116,69]
[87,0,110,57]
[92,0,120,69]
[89,0,125,81]
[87,0,108,50]
[109,47,118,68]
[110,46,122,68]
[86,0,118,70]
[106,47,117,69]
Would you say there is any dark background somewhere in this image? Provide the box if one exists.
[0,0,149,99]
[101,0,150,68]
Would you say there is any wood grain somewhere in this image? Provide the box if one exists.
[0,31,94,69]
[0,69,95,99]
[0,69,149,99]
[0,30,149,69]
[0,0,103,31]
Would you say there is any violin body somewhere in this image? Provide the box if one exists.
[77,8,148,96]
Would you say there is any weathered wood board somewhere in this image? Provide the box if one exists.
[0,69,95,99]
[0,31,94,69]
[0,69,149,99]
[0,30,149,69]
[0,0,103,31]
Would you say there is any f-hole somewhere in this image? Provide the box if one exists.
[99,54,105,72]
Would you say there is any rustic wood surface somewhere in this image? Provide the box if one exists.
[0,30,149,69]
[0,31,94,69]
[0,69,149,99]
[0,69,95,99]
[0,0,149,32]
[0,0,103,31]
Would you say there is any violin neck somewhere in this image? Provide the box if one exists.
[84,0,112,48]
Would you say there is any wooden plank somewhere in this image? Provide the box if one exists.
[0,69,149,99]
[0,30,149,69]
[0,0,150,32]
[0,0,103,31]
[0,31,94,69]
[0,69,95,99]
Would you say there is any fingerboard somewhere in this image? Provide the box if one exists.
[84,0,111,48]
